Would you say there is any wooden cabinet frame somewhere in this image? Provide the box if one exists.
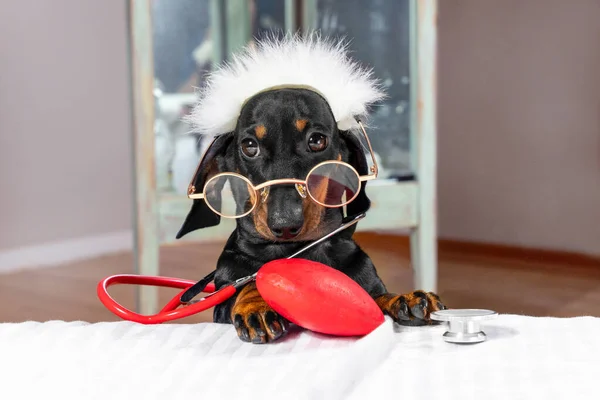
[127,0,438,314]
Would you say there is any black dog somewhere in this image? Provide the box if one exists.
[177,88,445,343]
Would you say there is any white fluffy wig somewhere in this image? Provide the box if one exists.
[186,34,386,135]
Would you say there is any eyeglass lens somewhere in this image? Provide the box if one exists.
[306,163,359,206]
[204,175,256,218]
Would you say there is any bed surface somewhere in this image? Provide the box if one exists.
[1,314,598,399]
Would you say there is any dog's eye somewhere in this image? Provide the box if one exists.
[307,133,328,152]
[241,138,260,158]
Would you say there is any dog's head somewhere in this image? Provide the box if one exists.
[176,35,385,242]
[177,87,372,242]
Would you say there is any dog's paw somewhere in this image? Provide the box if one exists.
[375,291,446,326]
[231,283,289,344]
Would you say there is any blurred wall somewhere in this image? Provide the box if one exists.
[0,0,598,260]
[0,1,132,251]
[438,0,600,255]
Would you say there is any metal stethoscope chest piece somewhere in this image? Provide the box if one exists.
[430,309,498,344]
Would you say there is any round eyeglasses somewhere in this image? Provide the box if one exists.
[187,121,379,218]
[200,160,374,218]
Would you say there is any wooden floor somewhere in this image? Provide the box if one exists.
[1,233,599,323]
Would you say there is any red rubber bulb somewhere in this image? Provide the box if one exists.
[256,258,385,336]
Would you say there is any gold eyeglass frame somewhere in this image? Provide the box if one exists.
[187,120,379,219]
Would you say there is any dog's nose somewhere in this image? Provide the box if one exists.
[268,209,304,239]
[266,186,304,239]
[270,225,302,239]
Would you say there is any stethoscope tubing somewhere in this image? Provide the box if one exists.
[97,274,234,324]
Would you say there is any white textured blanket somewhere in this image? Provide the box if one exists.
[0,315,598,400]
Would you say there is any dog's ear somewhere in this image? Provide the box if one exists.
[340,130,372,217]
[176,133,234,239]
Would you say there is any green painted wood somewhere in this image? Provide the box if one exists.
[410,0,438,292]
[128,0,160,314]
[210,0,225,65]
[285,0,298,33]
[301,0,318,33]
[225,0,251,57]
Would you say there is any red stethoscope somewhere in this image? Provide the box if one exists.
[97,214,365,325]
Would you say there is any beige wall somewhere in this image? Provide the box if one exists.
[0,1,132,250]
[438,0,600,255]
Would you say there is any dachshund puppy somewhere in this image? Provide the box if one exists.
[176,36,446,343]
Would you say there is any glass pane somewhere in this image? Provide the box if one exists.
[151,0,289,198]
[307,163,361,206]
[315,0,413,179]
[149,0,415,243]
[152,0,212,196]
[252,0,286,40]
